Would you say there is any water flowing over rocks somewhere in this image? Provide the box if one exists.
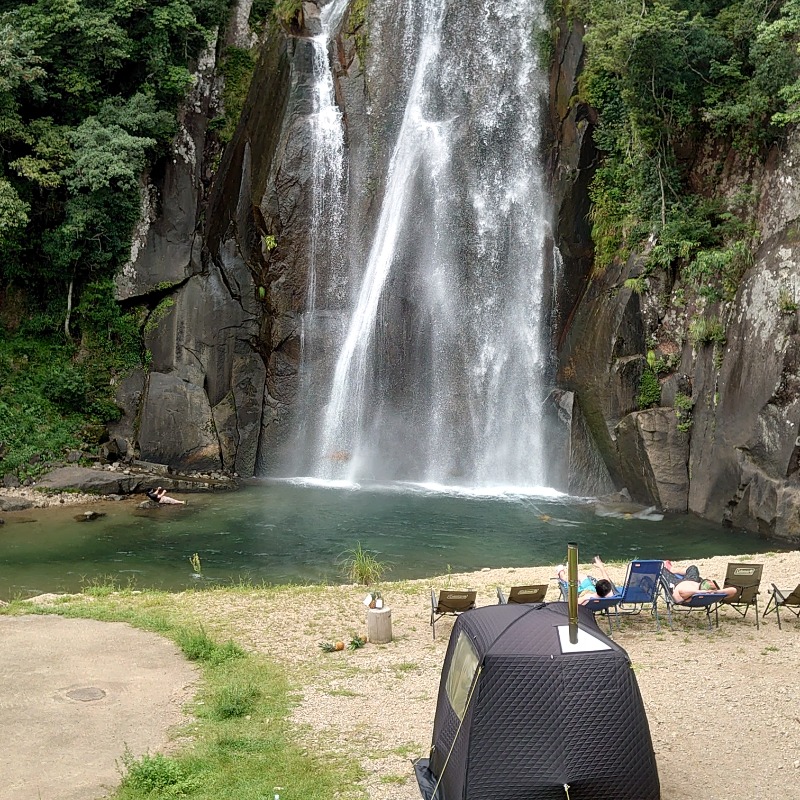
[112,1,800,539]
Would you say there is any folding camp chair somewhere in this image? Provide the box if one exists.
[763,583,800,629]
[496,584,548,605]
[593,559,665,631]
[430,588,477,639]
[720,562,763,629]
[659,575,727,630]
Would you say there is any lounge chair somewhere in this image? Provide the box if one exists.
[762,583,800,629]
[720,562,763,629]
[496,584,548,605]
[592,559,665,632]
[659,576,728,630]
[430,588,477,639]
[558,560,663,634]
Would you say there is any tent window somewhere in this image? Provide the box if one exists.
[445,632,479,720]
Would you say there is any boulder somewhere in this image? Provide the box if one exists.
[615,409,690,513]
[35,467,145,495]
[138,372,222,471]
[0,496,33,512]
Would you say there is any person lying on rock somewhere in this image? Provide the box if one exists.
[146,486,185,505]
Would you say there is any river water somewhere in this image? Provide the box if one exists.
[0,482,784,600]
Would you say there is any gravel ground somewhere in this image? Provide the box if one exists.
[181,550,800,800]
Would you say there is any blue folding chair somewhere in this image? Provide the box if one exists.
[659,574,727,630]
[590,559,665,632]
[558,560,663,634]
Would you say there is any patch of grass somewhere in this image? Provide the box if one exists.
[688,316,726,347]
[118,750,198,797]
[209,679,261,720]
[174,627,245,665]
[391,743,422,757]
[2,588,363,800]
[338,542,391,585]
[393,661,418,673]
[380,774,408,785]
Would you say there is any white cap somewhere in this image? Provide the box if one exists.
[554,564,567,576]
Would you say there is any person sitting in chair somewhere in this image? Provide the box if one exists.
[556,556,618,604]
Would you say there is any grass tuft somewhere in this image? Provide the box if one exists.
[175,628,245,665]
[338,542,390,585]
[210,680,261,719]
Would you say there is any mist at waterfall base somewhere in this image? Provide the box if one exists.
[0,481,785,600]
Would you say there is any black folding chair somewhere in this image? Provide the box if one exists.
[763,583,800,629]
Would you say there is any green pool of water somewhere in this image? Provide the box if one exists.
[0,480,786,599]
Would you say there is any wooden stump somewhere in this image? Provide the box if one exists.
[366,606,393,644]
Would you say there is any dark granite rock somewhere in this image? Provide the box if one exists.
[616,409,690,513]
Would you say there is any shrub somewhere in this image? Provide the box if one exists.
[338,542,390,585]
[637,369,661,409]
[119,751,196,796]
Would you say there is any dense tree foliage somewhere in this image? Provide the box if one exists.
[0,0,237,477]
[572,0,800,278]
[0,0,231,330]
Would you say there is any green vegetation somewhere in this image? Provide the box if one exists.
[573,0,800,289]
[338,542,390,585]
[674,391,693,432]
[347,0,370,66]
[0,0,236,478]
[778,287,798,313]
[688,315,726,346]
[637,368,661,409]
[1,587,362,800]
[214,46,257,143]
[0,334,134,478]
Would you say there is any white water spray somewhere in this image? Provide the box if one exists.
[293,0,551,490]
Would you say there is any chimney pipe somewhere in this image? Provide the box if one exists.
[567,542,579,644]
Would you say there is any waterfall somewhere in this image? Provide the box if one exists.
[289,0,350,470]
[293,0,551,490]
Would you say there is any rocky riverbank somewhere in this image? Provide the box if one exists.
[0,463,238,513]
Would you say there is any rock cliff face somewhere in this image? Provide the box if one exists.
[117,3,800,540]
[550,23,800,540]
[115,1,376,477]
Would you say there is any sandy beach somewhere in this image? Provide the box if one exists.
[176,549,800,800]
[2,502,799,800]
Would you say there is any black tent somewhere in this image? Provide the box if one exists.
[414,602,660,800]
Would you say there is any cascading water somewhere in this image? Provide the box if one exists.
[288,0,351,467]
[291,0,552,490]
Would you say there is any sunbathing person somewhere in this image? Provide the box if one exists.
[672,577,737,603]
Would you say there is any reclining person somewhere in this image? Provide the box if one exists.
[556,556,618,604]
[146,486,186,506]
[672,577,737,604]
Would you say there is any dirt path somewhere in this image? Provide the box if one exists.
[0,616,197,800]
